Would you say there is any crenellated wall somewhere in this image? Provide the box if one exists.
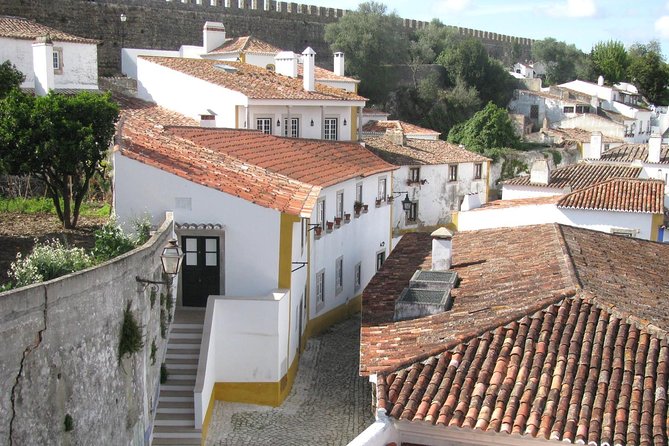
[0,0,533,75]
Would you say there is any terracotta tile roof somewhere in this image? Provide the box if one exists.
[208,36,282,55]
[362,108,390,115]
[363,136,489,166]
[597,143,669,164]
[364,223,669,444]
[0,16,99,44]
[543,127,623,144]
[297,64,359,83]
[116,96,321,217]
[140,56,366,101]
[504,163,641,191]
[470,195,562,211]
[167,127,396,188]
[362,120,440,136]
[557,178,664,213]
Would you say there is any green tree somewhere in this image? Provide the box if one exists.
[531,38,590,85]
[447,102,520,158]
[0,60,24,99]
[627,41,669,104]
[591,40,629,84]
[324,1,408,103]
[0,91,119,228]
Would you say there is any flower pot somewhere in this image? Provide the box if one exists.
[375,199,382,207]
[334,217,342,227]
[387,196,394,204]
[362,204,369,213]
[326,221,334,232]
[344,213,351,223]
[314,226,322,237]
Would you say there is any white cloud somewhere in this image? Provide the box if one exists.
[434,0,471,14]
[656,15,669,39]
[548,0,597,18]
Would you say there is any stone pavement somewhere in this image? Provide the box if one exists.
[205,316,374,446]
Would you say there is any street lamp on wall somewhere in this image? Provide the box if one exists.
[136,239,184,292]
[120,13,127,50]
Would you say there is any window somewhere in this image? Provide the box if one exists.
[256,118,272,134]
[563,106,575,113]
[378,177,387,200]
[52,48,63,74]
[316,198,326,228]
[283,118,299,138]
[610,228,636,237]
[376,251,386,272]
[336,191,344,219]
[407,201,418,222]
[575,105,590,114]
[316,270,325,303]
[449,165,458,182]
[335,256,343,295]
[324,118,338,140]
[530,105,538,119]
[356,183,363,204]
[354,262,361,291]
[409,167,420,182]
[474,163,482,180]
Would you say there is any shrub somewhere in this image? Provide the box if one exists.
[150,338,158,365]
[133,217,152,245]
[64,414,74,432]
[118,301,143,362]
[160,364,168,384]
[92,221,136,261]
[8,239,93,287]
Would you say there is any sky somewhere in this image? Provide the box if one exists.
[305,0,669,56]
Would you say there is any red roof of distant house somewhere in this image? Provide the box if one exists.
[557,177,665,213]
[362,120,440,136]
[0,16,99,44]
[208,35,283,55]
[504,163,641,191]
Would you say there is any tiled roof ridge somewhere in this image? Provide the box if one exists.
[0,15,99,44]
[556,177,665,213]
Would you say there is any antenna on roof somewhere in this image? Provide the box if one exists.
[213,64,238,73]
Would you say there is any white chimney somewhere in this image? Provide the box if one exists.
[385,128,406,146]
[302,47,316,92]
[460,193,481,211]
[199,111,217,128]
[203,22,226,53]
[648,134,662,164]
[431,227,453,271]
[597,75,604,86]
[334,52,345,76]
[530,159,551,185]
[32,36,54,96]
[588,131,603,160]
[275,51,298,78]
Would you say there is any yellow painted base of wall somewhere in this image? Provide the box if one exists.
[200,298,361,443]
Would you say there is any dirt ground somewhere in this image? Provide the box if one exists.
[0,213,107,285]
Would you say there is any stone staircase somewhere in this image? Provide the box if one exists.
[152,308,205,446]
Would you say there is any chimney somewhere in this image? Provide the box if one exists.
[588,131,603,160]
[32,35,54,96]
[199,110,216,128]
[302,47,316,92]
[203,22,226,53]
[275,51,298,78]
[597,75,604,86]
[648,134,662,163]
[385,128,406,146]
[334,52,345,76]
[530,159,551,185]
[431,227,453,271]
[460,193,481,211]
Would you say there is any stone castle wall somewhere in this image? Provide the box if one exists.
[0,0,533,75]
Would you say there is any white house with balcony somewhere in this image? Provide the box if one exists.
[363,129,490,237]
[112,97,395,441]
[0,15,99,95]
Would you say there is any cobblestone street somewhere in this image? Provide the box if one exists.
[205,316,374,446]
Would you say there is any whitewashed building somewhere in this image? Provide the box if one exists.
[0,16,99,95]
[363,129,490,235]
[113,98,396,431]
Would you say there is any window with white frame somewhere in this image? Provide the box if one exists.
[448,165,458,182]
[324,118,338,140]
[376,251,386,272]
[336,190,344,219]
[409,167,420,182]
[354,262,361,291]
[283,117,299,138]
[256,118,272,134]
[378,177,387,200]
[52,48,63,74]
[335,256,343,294]
[316,270,325,303]
[474,163,482,180]
[356,182,363,204]
[316,198,326,228]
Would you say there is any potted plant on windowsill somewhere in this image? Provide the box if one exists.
[334,217,342,227]
[353,201,363,217]
[344,213,351,223]
[362,204,369,213]
[375,198,382,207]
[387,195,394,204]
[314,225,322,237]
[326,221,334,232]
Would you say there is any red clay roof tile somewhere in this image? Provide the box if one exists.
[0,15,99,44]
[504,163,641,191]
[557,178,665,213]
[363,136,489,166]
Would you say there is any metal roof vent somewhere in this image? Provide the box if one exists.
[394,270,457,322]
[214,64,238,73]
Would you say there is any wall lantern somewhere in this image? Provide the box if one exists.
[136,239,184,291]
[401,193,412,212]
[310,119,314,127]
[120,13,127,22]
[277,119,281,127]
[343,118,347,126]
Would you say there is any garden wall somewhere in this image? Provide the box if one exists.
[0,212,176,445]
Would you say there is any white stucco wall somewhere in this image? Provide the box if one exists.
[390,162,488,231]
[121,48,179,79]
[316,79,357,92]
[113,153,281,297]
[245,103,356,140]
[559,115,626,141]
[308,174,392,320]
[501,185,565,200]
[1,37,98,90]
